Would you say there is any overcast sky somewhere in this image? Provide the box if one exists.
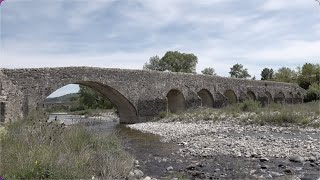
[0,0,319,97]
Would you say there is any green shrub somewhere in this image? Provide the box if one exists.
[0,111,133,179]
[240,100,261,112]
[254,111,309,126]
[158,111,168,118]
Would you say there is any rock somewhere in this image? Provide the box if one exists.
[133,169,144,179]
[236,152,242,157]
[260,164,269,169]
[186,164,196,170]
[127,171,135,180]
[283,169,293,175]
[143,176,152,180]
[166,166,173,171]
[289,156,304,163]
[306,156,316,162]
[259,157,270,162]
[278,164,286,168]
[134,160,139,165]
[269,171,283,177]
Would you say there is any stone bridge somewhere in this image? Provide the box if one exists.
[0,67,306,124]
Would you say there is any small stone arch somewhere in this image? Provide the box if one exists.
[287,92,294,104]
[274,91,285,104]
[223,89,237,104]
[166,89,186,113]
[197,89,214,108]
[247,90,256,100]
[293,92,303,104]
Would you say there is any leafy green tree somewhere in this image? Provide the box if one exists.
[305,82,320,102]
[143,56,164,71]
[260,68,274,80]
[79,86,113,109]
[229,63,251,79]
[297,63,320,89]
[143,51,198,73]
[201,67,217,75]
[274,67,297,83]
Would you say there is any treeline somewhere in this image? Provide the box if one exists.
[144,51,320,102]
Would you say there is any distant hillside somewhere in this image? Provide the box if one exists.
[44,93,79,104]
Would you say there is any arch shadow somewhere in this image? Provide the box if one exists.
[197,89,214,108]
[224,89,237,105]
[247,91,256,100]
[166,89,186,113]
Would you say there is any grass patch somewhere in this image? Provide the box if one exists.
[156,100,320,127]
[0,111,133,179]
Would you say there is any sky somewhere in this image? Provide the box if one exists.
[0,0,319,97]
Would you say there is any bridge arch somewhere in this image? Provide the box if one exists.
[39,81,138,124]
[197,89,214,108]
[223,89,237,104]
[293,92,303,104]
[166,89,185,113]
[274,91,285,104]
[247,90,256,100]
[287,92,294,104]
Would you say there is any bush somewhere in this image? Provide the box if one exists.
[240,100,261,112]
[254,111,309,126]
[0,111,133,179]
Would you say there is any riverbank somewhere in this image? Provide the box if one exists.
[128,102,320,179]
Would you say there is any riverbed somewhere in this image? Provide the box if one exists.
[52,114,320,179]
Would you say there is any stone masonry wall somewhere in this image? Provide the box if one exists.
[0,67,306,123]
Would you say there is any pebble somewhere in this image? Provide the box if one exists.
[143,176,152,180]
[166,166,173,171]
[133,169,144,179]
[289,156,305,163]
[128,120,320,160]
[260,157,270,162]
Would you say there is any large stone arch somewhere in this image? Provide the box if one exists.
[223,89,237,104]
[166,89,186,113]
[37,81,138,124]
[197,89,214,108]
[247,90,256,100]
[274,91,285,104]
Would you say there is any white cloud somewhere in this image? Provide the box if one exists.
[261,0,316,11]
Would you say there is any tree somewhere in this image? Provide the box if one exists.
[305,82,320,102]
[260,68,274,80]
[201,67,217,75]
[229,63,251,79]
[143,56,164,71]
[79,86,113,109]
[274,67,297,83]
[297,63,320,89]
[143,51,198,73]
